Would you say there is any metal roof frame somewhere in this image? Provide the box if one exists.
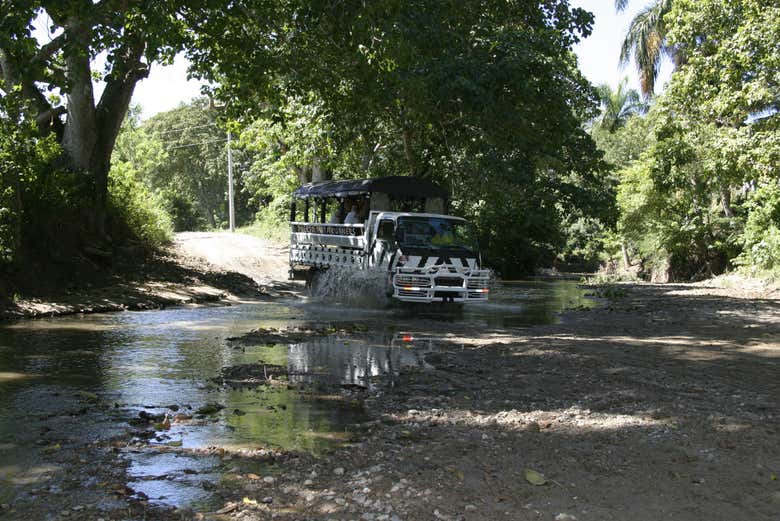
[293,176,448,200]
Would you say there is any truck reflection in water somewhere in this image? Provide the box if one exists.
[286,333,440,389]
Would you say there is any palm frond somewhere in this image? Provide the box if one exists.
[619,1,672,98]
[595,77,645,132]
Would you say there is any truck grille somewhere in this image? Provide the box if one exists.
[396,275,432,287]
[435,276,464,287]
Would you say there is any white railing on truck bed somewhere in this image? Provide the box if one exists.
[290,222,366,250]
[289,222,367,270]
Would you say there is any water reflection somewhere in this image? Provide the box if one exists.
[286,334,439,387]
[0,279,595,509]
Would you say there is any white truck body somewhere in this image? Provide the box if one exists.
[289,211,490,303]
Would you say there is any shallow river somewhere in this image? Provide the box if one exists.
[0,280,595,510]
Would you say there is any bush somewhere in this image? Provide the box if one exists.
[108,163,173,247]
[240,203,290,244]
[735,182,780,274]
[0,93,61,266]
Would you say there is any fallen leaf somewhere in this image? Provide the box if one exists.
[242,497,258,506]
[246,473,261,480]
[771,473,777,481]
[42,443,61,454]
[214,503,239,514]
[525,468,547,486]
[165,440,182,447]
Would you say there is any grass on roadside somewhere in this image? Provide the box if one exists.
[238,219,290,244]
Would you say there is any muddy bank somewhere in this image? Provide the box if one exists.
[0,232,296,320]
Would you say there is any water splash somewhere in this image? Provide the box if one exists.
[309,268,390,307]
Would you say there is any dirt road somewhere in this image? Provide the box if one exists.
[174,231,290,289]
[0,231,294,319]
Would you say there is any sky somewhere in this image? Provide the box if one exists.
[36,2,674,120]
[571,0,673,93]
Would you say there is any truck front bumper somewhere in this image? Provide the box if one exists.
[392,268,490,303]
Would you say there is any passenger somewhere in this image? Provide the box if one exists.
[344,205,359,224]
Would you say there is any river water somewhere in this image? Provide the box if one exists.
[0,280,595,511]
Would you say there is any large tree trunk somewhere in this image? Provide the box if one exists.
[61,33,98,173]
[55,20,148,239]
[88,58,148,238]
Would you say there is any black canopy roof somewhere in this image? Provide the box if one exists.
[293,176,448,200]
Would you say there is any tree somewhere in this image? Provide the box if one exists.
[593,78,646,132]
[0,1,213,238]
[0,91,58,264]
[615,0,676,98]
[611,0,780,279]
[188,0,610,274]
[113,99,256,231]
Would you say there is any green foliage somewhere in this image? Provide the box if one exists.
[0,92,60,265]
[142,99,254,230]
[107,163,173,247]
[614,124,743,280]
[592,115,654,171]
[599,0,780,281]
[113,100,259,232]
[0,0,223,241]
[558,216,609,268]
[593,79,647,132]
[240,206,290,244]
[187,0,612,275]
[735,182,780,273]
[666,0,780,128]
[616,0,676,97]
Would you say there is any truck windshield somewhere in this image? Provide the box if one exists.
[396,217,478,253]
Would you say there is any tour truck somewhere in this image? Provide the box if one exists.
[288,176,490,303]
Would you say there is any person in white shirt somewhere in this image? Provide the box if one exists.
[343,205,359,224]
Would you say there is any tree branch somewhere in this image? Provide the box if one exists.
[34,33,68,64]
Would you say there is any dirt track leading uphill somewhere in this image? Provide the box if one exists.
[174,232,291,289]
[0,232,294,320]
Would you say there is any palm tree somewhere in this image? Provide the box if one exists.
[615,0,677,99]
[594,78,646,132]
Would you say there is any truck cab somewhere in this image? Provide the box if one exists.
[288,176,489,303]
[366,212,489,302]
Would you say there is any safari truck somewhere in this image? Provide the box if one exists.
[288,176,490,303]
